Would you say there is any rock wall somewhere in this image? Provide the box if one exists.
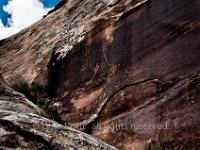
[48,0,200,149]
[0,0,148,84]
[1,0,200,149]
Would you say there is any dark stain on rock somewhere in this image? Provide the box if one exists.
[45,0,200,149]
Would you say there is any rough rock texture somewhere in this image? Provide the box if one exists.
[0,0,148,84]
[49,0,200,149]
[0,75,118,150]
[1,0,200,149]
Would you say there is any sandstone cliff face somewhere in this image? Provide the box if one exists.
[0,75,118,150]
[0,0,148,84]
[1,0,200,149]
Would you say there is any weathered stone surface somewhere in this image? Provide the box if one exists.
[0,0,148,84]
[92,73,200,149]
[47,0,200,149]
[1,0,200,149]
[0,76,118,150]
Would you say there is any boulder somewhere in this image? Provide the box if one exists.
[0,76,118,150]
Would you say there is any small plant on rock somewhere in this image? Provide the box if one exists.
[144,139,167,150]
[9,75,52,118]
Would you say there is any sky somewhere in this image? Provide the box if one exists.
[0,0,60,40]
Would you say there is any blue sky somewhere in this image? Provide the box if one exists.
[0,0,60,40]
[0,0,10,26]
[41,0,60,8]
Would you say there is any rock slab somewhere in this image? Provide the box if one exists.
[0,76,118,150]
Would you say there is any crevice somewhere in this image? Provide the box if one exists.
[119,0,150,20]
[108,0,121,7]
[83,77,158,134]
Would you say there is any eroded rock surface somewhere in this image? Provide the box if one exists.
[0,76,118,150]
[1,0,200,149]
[0,0,148,84]
[47,0,200,149]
